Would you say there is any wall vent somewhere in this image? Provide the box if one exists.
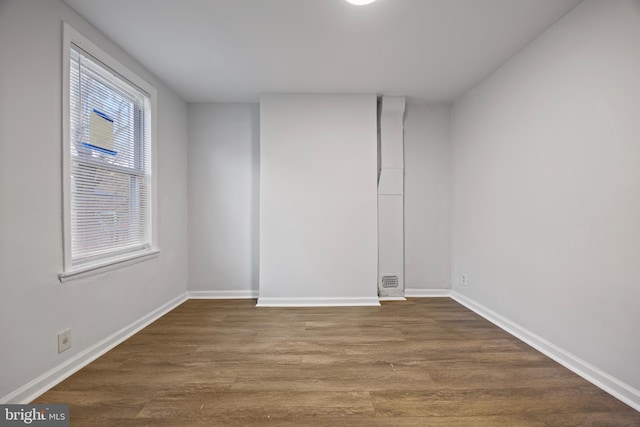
[381,275,399,289]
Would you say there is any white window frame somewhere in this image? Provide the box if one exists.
[59,23,159,282]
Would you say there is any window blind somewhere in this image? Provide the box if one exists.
[69,45,152,266]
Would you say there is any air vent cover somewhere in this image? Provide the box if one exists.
[381,275,399,288]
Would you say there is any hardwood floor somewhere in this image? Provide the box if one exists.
[34,298,640,426]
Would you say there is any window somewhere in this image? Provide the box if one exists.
[61,24,157,280]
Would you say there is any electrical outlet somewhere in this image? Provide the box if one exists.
[461,273,468,286]
[58,329,72,354]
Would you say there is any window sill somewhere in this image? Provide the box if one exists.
[58,250,160,283]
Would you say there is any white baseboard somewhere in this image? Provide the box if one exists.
[450,291,640,412]
[379,296,407,301]
[404,288,451,297]
[0,293,188,404]
[188,290,258,299]
[256,296,381,307]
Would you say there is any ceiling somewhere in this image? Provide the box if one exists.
[63,0,581,103]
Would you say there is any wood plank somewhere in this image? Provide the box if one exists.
[32,298,640,425]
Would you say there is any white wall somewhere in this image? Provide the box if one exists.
[188,104,260,295]
[187,100,453,299]
[0,0,188,402]
[259,94,379,305]
[452,0,640,395]
[404,104,451,291]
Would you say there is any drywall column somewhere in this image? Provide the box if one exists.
[258,94,380,306]
[378,96,406,298]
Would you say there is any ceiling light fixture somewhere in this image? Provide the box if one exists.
[345,0,377,5]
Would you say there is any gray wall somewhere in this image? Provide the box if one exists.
[186,102,453,295]
[0,0,189,401]
[187,103,260,294]
[451,0,640,392]
[404,104,451,291]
